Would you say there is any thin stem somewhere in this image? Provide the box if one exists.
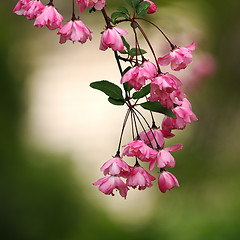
[101,8,111,28]
[133,20,162,74]
[116,109,131,155]
[131,21,139,63]
[114,51,123,76]
[130,110,135,140]
[132,110,154,149]
[132,109,139,138]
[135,17,175,50]
[133,107,161,149]
[72,0,76,20]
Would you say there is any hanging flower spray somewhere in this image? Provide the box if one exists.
[13,0,198,199]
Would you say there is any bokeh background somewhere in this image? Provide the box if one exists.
[1,0,240,239]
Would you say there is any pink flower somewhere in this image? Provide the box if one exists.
[121,62,156,90]
[93,176,129,199]
[76,0,105,13]
[100,157,130,176]
[100,27,128,51]
[149,74,182,109]
[122,140,158,162]
[162,98,198,132]
[57,19,92,44]
[23,0,45,20]
[139,128,165,149]
[141,60,158,79]
[162,116,187,132]
[126,166,156,190]
[144,0,157,14]
[173,98,198,124]
[34,5,64,30]
[158,43,195,71]
[13,0,30,15]
[149,144,183,171]
[158,171,179,193]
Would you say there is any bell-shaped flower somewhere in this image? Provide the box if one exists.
[173,98,198,124]
[121,62,156,90]
[23,0,45,20]
[34,5,64,30]
[139,128,165,149]
[100,27,128,51]
[144,0,157,14]
[76,0,105,13]
[93,176,129,199]
[57,19,92,44]
[122,140,158,162]
[141,60,158,79]
[149,73,182,109]
[149,144,182,171]
[13,0,30,15]
[100,157,130,176]
[158,170,179,193]
[126,166,156,190]
[158,43,195,71]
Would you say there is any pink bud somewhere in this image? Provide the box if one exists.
[144,0,157,14]
[158,171,179,193]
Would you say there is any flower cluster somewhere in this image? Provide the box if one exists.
[13,0,198,199]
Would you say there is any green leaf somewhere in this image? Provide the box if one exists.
[90,80,124,100]
[121,36,130,51]
[108,97,125,106]
[140,101,177,118]
[125,0,140,9]
[123,82,133,92]
[117,6,129,15]
[136,1,151,17]
[133,84,151,99]
[119,50,128,54]
[129,48,147,57]
[111,12,128,24]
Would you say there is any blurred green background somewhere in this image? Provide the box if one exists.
[1,0,240,239]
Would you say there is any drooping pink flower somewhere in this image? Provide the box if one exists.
[141,60,158,79]
[162,98,198,132]
[149,144,183,171]
[122,140,158,162]
[100,157,130,176]
[139,128,165,149]
[93,176,129,199]
[144,0,157,14]
[158,43,195,71]
[121,62,156,90]
[173,98,198,124]
[34,5,64,30]
[23,0,45,20]
[158,170,179,193]
[126,166,156,190]
[100,27,128,51]
[76,0,105,13]
[149,73,182,109]
[57,19,92,44]
[13,0,30,15]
